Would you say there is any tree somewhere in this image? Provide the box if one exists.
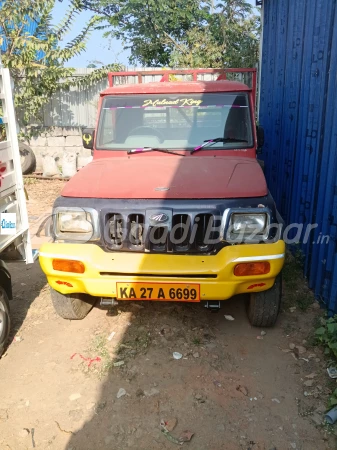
[81,0,210,66]
[171,2,260,68]
[81,0,260,68]
[0,0,120,138]
[207,1,260,68]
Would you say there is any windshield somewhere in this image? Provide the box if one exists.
[96,93,253,150]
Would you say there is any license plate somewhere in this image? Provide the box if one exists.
[116,282,200,302]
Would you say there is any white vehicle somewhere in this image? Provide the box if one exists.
[0,67,33,356]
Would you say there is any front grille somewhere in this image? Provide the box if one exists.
[103,210,222,254]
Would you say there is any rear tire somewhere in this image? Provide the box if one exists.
[0,286,10,357]
[19,142,36,174]
[247,275,282,327]
[50,288,96,320]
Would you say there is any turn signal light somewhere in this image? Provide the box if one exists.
[234,261,270,276]
[52,259,85,273]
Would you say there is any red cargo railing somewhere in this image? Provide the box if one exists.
[107,69,257,106]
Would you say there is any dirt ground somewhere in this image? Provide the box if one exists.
[0,180,336,450]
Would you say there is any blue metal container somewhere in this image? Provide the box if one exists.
[0,1,45,59]
[259,0,337,312]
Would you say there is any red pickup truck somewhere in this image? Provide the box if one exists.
[39,69,285,327]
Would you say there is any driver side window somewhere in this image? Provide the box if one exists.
[100,109,115,145]
[224,97,251,142]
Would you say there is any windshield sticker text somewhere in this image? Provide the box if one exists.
[142,98,203,107]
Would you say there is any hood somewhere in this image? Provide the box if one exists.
[61,156,267,199]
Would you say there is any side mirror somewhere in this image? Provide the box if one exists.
[256,126,264,153]
[82,128,95,151]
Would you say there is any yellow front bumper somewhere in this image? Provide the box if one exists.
[39,241,285,301]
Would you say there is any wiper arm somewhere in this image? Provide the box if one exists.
[191,137,248,154]
[127,147,185,156]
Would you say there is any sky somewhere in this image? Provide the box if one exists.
[52,0,258,68]
[52,1,131,67]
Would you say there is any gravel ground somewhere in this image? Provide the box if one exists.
[0,180,335,450]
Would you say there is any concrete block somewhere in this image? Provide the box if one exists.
[63,127,82,136]
[49,127,64,137]
[64,146,82,154]
[35,153,43,171]
[39,147,60,157]
[77,155,93,169]
[28,136,47,147]
[45,149,64,162]
[25,126,48,138]
[80,148,93,157]
[30,145,47,154]
[65,135,82,146]
[31,146,65,171]
[47,136,65,147]
[30,146,46,171]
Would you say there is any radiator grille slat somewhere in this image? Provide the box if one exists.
[129,214,144,248]
[108,213,124,249]
[195,214,214,252]
[172,214,190,252]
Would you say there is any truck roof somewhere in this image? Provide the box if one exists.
[100,80,251,96]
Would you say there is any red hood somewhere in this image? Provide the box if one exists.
[61,156,267,199]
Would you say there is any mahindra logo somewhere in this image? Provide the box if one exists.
[150,213,169,223]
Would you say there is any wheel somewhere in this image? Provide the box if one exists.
[19,142,36,174]
[247,274,282,327]
[0,286,10,357]
[50,288,96,320]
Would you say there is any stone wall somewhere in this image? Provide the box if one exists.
[26,127,92,171]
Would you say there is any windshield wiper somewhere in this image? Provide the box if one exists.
[127,147,185,156]
[191,137,248,154]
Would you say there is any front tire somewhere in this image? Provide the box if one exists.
[0,287,10,357]
[247,275,282,327]
[50,288,96,320]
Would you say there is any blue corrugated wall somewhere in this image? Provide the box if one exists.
[0,1,44,59]
[259,0,337,312]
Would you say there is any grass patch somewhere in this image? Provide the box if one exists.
[314,315,337,408]
[115,330,151,359]
[85,334,114,378]
[283,250,314,311]
[24,177,37,185]
[192,337,201,345]
[315,316,337,359]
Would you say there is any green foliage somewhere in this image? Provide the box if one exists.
[315,315,337,360]
[314,316,337,409]
[328,388,337,409]
[283,250,314,311]
[82,0,260,68]
[171,1,260,68]
[0,0,121,138]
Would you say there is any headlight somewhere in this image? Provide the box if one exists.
[230,213,267,235]
[53,207,99,241]
[58,212,93,233]
[222,208,271,242]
